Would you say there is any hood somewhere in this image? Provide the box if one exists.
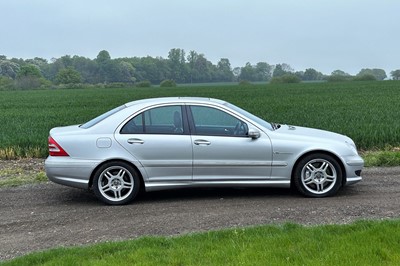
[275,124,352,144]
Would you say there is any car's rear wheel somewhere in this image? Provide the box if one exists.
[93,162,140,205]
[293,153,342,197]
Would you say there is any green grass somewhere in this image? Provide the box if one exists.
[0,80,400,158]
[362,149,400,167]
[3,220,400,265]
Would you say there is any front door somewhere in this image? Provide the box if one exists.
[189,105,272,181]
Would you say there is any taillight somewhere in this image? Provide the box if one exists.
[48,137,69,156]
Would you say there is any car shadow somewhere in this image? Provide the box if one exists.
[54,185,361,205]
[137,187,297,203]
[54,186,297,205]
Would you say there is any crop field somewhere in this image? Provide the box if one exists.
[0,80,399,158]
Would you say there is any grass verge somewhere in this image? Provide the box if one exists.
[0,170,47,188]
[362,148,400,167]
[0,159,46,188]
[2,220,400,265]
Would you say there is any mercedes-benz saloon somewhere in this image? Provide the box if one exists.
[45,97,363,205]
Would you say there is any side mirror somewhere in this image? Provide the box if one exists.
[248,128,261,139]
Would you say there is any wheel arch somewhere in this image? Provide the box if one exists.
[89,159,145,190]
[290,150,346,187]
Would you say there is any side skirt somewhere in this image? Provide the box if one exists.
[144,180,290,192]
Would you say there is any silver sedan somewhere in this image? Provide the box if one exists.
[45,97,363,205]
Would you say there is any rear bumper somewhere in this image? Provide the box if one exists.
[45,156,99,189]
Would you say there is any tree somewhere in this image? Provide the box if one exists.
[130,56,169,84]
[391,69,400,80]
[357,68,386,80]
[371,69,387,80]
[326,70,352,82]
[15,64,46,89]
[184,52,215,83]
[295,71,305,80]
[116,61,135,83]
[17,64,42,78]
[255,62,272,81]
[0,76,14,90]
[193,54,212,82]
[168,48,187,83]
[239,62,256,81]
[303,68,319,81]
[96,50,111,65]
[331,70,350,76]
[273,63,293,77]
[353,74,376,81]
[217,58,234,82]
[187,50,199,83]
[55,67,82,84]
[26,57,48,69]
[96,50,112,83]
[70,55,98,83]
[45,57,66,81]
[238,62,273,82]
[0,60,20,79]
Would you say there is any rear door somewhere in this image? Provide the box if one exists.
[115,105,193,181]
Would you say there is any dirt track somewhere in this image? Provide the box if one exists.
[1,167,399,261]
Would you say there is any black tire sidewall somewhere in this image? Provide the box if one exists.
[93,161,140,205]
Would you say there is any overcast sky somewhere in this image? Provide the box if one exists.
[1,0,399,75]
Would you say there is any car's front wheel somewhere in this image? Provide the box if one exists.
[293,153,342,197]
[93,162,140,205]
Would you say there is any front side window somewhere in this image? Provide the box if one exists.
[190,106,248,136]
[121,105,184,134]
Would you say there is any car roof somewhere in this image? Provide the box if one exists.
[124,97,227,107]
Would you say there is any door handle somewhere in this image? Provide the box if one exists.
[127,138,144,144]
[194,139,211,145]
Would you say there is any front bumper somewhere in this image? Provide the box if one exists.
[343,155,364,186]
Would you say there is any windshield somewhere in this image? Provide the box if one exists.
[80,105,126,129]
[224,103,273,131]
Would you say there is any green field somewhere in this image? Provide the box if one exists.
[1,80,400,158]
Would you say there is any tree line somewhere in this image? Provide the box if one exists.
[0,48,399,90]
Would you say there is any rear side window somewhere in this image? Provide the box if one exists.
[121,105,184,134]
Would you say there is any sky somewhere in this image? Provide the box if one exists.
[1,0,399,75]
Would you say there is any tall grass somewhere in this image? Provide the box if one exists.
[0,81,399,158]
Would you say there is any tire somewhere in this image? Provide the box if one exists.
[93,161,140,205]
[293,153,342,197]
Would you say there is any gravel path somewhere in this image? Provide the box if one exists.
[1,165,399,261]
